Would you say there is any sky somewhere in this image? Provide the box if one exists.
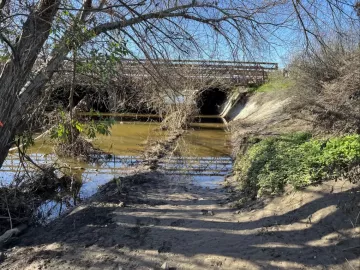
[112,0,359,68]
[1,0,358,68]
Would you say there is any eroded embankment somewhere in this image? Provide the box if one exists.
[226,89,360,269]
[228,89,359,198]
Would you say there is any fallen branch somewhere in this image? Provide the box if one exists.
[142,130,184,170]
[342,246,360,251]
[8,130,50,153]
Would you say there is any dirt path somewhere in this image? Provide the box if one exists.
[1,172,359,270]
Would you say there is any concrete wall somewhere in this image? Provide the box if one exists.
[222,89,291,125]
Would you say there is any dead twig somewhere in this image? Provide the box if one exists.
[345,258,356,270]
[342,246,360,251]
[4,195,12,230]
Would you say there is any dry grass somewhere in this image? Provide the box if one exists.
[54,137,98,161]
[0,166,74,236]
[289,48,360,134]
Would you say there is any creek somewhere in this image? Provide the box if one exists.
[0,117,232,220]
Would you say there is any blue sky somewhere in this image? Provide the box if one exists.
[56,0,360,68]
[113,1,358,68]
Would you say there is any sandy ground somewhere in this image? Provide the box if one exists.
[0,172,359,270]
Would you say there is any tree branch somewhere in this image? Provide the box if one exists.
[0,0,7,11]
[0,32,17,60]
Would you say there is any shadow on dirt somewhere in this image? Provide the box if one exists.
[1,172,359,269]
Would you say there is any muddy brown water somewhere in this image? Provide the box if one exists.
[0,120,232,220]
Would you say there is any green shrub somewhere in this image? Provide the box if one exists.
[234,133,360,197]
[50,110,114,144]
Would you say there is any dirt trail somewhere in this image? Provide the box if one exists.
[1,171,359,270]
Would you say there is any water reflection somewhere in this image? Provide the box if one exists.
[0,121,232,220]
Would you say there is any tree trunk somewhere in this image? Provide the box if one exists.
[0,0,182,168]
[0,53,67,168]
[0,62,26,168]
[0,124,16,169]
[0,0,62,168]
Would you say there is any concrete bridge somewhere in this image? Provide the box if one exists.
[118,59,278,85]
[47,58,278,115]
[1,58,278,87]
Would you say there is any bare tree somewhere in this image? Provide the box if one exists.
[0,0,358,168]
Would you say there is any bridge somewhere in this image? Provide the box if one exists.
[117,59,278,85]
[1,58,278,86]
[45,58,279,115]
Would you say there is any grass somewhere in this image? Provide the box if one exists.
[250,71,295,93]
[234,133,360,198]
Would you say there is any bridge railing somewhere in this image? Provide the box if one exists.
[6,58,278,87]
[116,59,278,85]
[119,58,278,70]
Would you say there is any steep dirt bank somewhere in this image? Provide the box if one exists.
[1,171,359,270]
[229,90,311,137]
[228,89,313,158]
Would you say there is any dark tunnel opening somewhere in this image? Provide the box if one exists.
[47,85,109,113]
[47,85,158,114]
[197,88,227,115]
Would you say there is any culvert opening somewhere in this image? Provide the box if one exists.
[197,88,227,115]
[48,85,159,114]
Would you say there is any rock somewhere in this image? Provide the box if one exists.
[161,262,169,269]
[119,201,125,207]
